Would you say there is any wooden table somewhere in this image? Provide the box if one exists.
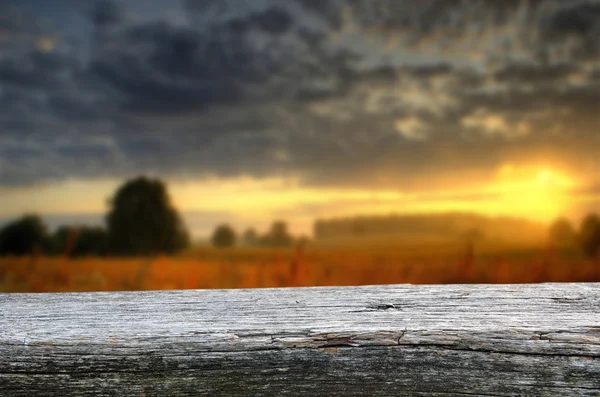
[1,283,600,396]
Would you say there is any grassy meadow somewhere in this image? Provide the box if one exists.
[1,239,598,293]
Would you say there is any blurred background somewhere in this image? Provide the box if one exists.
[0,0,599,292]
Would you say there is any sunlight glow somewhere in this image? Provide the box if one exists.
[0,163,583,236]
[173,165,579,225]
[485,164,578,221]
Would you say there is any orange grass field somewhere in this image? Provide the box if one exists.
[1,241,599,293]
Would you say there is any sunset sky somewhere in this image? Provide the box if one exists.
[1,0,599,237]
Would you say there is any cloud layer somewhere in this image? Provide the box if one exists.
[0,0,599,189]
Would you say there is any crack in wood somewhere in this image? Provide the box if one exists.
[397,328,407,345]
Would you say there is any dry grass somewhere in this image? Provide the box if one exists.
[0,242,598,292]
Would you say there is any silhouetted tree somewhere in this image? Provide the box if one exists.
[548,217,576,247]
[242,228,258,246]
[262,220,293,247]
[76,227,109,256]
[106,177,190,255]
[211,224,236,248]
[51,226,79,256]
[579,213,600,259]
[0,215,50,256]
[53,226,109,257]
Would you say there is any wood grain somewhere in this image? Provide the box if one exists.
[1,283,600,396]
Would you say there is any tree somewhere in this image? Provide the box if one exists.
[262,220,293,247]
[53,226,109,257]
[51,226,79,256]
[211,224,236,248]
[579,213,600,259]
[75,227,109,256]
[548,217,576,247]
[106,176,190,255]
[242,228,258,246]
[0,215,50,256]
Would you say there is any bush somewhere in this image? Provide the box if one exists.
[261,221,293,247]
[548,217,576,247]
[0,215,50,256]
[53,226,109,257]
[242,228,258,246]
[579,213,600,259]
[211,224,236,248]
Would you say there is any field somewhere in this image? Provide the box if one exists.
[1,240,599,292]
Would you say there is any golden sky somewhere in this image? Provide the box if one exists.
[0,162,595,237]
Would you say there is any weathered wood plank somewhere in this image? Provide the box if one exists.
[1,283,600,396]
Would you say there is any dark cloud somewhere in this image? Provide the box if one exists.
[404,63,453,79]
[88,5,357,115]
[251,7,294,35]
[291,0,544,44]
[541,1,600,60]
[91,0,123,28]
[291,0,347,30]
[545,2,600,38]
[0,50,76,91]
[0,4,48,46]
[91,23,239,111]
[0,0,598,190]
[494,63,580,84]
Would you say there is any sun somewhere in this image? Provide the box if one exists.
[488,164,578,222]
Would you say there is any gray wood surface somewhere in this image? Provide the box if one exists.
[1,283,600,396]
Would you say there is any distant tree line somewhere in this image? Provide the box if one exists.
[313,212,600,260]
[313,213,545,243]
[0,177,190,257]
[211,220,296,249]
[0,215,111,257]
